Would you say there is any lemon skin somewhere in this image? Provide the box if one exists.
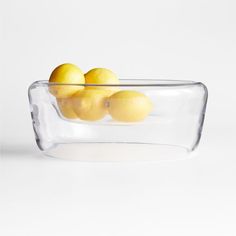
[49,63,85,98]
[72,89,109,121]
[108,90,152,122]
[57,97,78,119]
[85,68,119,95]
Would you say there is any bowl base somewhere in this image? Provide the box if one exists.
[43,143,195,162]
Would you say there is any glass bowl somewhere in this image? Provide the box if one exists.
[28,79,208,161]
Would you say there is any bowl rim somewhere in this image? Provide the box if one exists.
[29,79,205,88]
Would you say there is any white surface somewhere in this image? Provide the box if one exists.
[1,0,236,235]
[1,129,236,236]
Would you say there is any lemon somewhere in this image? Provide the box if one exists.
[108,90,152,122]
[85,68,119,94]
[57,97,78,119]
[72,89,109,121]
[49,63,85,98]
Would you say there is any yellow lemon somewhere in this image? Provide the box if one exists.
[49,63,85,98]
[72,89,109,121]
[108,90,153,122]
[56,97,78,119]
[85,68,119,94]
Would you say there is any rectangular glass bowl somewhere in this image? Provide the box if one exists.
[28,79,208,161]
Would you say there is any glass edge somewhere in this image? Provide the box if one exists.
[28,79,205,88]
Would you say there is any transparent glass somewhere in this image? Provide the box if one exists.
[28,80,208,161]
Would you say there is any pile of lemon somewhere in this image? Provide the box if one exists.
[49,63,152,122]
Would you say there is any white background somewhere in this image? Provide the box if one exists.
[1,0,236,235]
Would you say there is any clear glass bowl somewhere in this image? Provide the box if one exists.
[28,80,208,161]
